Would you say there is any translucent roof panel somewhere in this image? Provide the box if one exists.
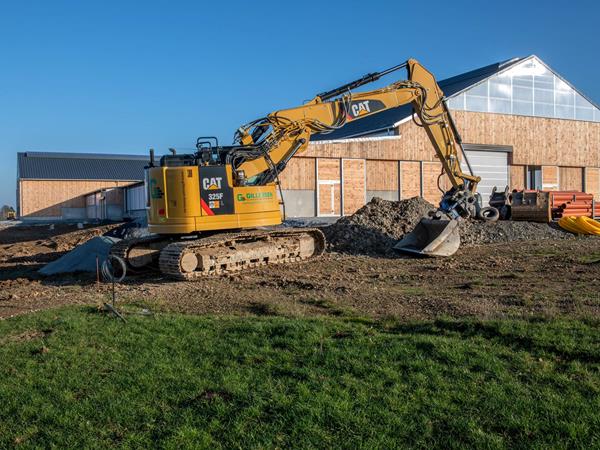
[448,57,600,123]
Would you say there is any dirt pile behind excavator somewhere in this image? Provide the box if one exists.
[322,197,575,256]
[322,197,434,255]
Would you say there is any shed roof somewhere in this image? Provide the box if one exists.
[17,152,148,181]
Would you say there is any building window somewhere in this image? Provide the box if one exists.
[447,57,600,123]
[526,165,542,190]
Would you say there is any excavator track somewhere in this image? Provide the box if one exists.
[110,228,325,280]
[109,235,170,272]
[159,228,325,280]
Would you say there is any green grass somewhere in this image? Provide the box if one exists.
[579,250,600,264]
[0,308,598,449]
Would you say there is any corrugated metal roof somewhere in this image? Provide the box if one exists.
[18,151,149,180]
[312,57,524,140]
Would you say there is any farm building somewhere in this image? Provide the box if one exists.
[15,55,600,221]
[279,55,600,217]
[17,152,147,221]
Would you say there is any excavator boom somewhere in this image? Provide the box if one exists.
[232,59,480,202]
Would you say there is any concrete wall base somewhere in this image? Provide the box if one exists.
[281,189,316,218]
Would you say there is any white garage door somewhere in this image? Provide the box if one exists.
[460,149,509,204]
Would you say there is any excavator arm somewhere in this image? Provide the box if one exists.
[225,58,499,257]
[405,60,480,192]
[232,59,480,201]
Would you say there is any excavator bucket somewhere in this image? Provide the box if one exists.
[393,218,460,257]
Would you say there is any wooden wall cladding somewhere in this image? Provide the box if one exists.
[422,162,444,204]
[279,157,316,190]
[304,136,437,163]
[452,111,600,167]
[400,161,421,199]
[303,111,600,167]
[318,184,341,216]
[585,168,600,199]
[541,166,559,190]
[19,180,133,217]
[342,159,366,215]
[366,160,398,191]
[510,165,526,190]
[559,166,583,191]
[317,158,340,182]
[317,158,341,216]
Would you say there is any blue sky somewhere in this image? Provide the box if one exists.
[0,0,598,207]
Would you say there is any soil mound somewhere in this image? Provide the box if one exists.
[322,197,435,255]
[323,197,575,255]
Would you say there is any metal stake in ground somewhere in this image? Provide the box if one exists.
[101,255,127,322]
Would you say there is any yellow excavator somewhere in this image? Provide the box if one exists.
[111,58,497,279]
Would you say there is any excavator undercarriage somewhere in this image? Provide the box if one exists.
[111,228,325,280]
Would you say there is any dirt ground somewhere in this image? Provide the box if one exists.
[1,222,599,321]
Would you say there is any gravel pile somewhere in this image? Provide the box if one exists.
[323,196,574,255]
[458,220,572,245]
